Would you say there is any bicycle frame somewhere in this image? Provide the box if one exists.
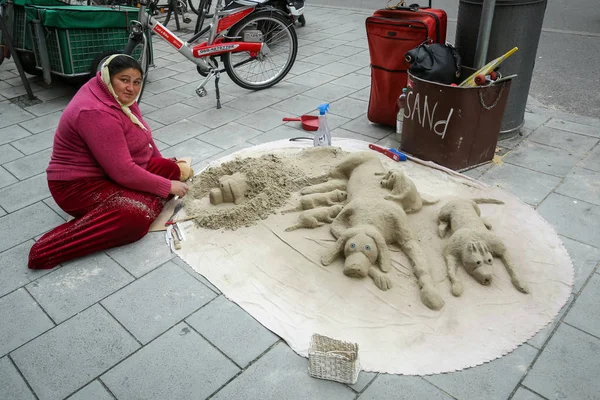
[128,0,268,99]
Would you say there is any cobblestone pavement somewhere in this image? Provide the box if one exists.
[1,5,599,400]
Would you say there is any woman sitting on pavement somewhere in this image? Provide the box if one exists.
[28,54,190,269]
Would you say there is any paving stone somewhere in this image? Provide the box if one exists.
[171,256,221,294]
[359,375,452,400]
[0,202,64,253]
[312,62,362,78]
[164,60,199,73]
[24,96,70,117]
[146,67,179,82]
[479,163,561,206]
[143,76,187,94]
[189,106,248,129]
[0,124,32,145]
[10,129,55,155]
[337,51,370,68]
[43,197,70,222]
[102,322,239,400]
[212,342,356,400]
[340,114,393,140]
[523,323,600,400]
[287,70,338,88]
[140,87,196,108]
[197,122,263,149]
[106,231,174,277]
[332,128,376,142]
[159,137,222,161]
[237,107,291,132]
[26,253,133,323]
[68,380,113,400]
[255,81,312,100]
[0,356,36,400]
[289,60,321,75]
[579,144,600,172]
[528,294,574,349]
[145,103,201,126]
[186,295,278,367]
[537,193,600,248]
[0,174,50,212]
[0,84,44,99]
[348,86,370,102]
[349,371,377,393]
[330,72,372,90]
[3,148,52,180]
[271,94,322,115]
[101,261,217,344]
[560,236,600,293]
[546,118,600,138]
[0,288,54,357]
[564,273,600,337]
[503,141,581,177]
[17,111,62,135]
[151,118,210,146]
[326,113,352,131]
[0,144,24,164]
[0,241,53,298]
[296,45,328,58]
[0,166,17,189]
[512,386,546,400]
[225,92,280,113]
[424,344,538,400]
[377,133,402,150]
[247,124,307,145]
[303,82,359,103]
[329,97,369,120]
[34,85,77,102]
[523,112,552,133]
[311,38,351,50]
[329,44,368,57]
[11,305,140,400]
[528,126,599,156]
[556,167,600,207]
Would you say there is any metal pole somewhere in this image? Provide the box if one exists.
[473,0,496,68]
[0,13,35,100]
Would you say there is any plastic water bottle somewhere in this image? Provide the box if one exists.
[314,103,331,147]
[396,88,408,135]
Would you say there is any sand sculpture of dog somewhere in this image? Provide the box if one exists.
[282,189,347,214]
[285,205,344,232]
[438,198,530,296]
[377,168,438,213]
[302,152,444,311]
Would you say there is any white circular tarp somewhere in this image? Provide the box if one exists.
[175,139,573,375]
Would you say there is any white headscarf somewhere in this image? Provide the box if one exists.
[100,54,147,131]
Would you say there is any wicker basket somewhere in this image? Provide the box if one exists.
[308,333,361,384]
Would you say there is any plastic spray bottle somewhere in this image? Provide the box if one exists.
[396,88,408,135]
[314,103,331,147]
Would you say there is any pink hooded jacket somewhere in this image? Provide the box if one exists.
[46,73,171,198]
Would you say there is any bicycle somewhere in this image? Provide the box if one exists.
[105,0,298,108]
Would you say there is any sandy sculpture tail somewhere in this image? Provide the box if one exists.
[421,196,439,206]
[472,198,505,205]
[284,224,302,232]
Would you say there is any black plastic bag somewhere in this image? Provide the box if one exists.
[405,42,461,85]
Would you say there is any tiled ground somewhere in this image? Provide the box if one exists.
[1,5,599,400]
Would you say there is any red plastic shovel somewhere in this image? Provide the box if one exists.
[282,115,319,131]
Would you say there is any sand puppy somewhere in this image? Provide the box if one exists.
[438,198,530,297]
[378,169,438,213]
[282,189,347,214]
[303,152,445,311]
[285,205,344,232]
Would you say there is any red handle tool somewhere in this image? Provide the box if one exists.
[369,144,401,162]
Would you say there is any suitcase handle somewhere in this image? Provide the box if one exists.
[385,1,432,10]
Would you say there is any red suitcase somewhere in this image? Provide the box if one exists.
[366,3,447,127]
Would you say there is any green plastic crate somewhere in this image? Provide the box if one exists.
[28,5,152,76]
[10,0,68,50]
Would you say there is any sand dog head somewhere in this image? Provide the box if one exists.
[462,241,494,285]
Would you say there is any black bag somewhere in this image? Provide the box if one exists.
[405,42,461,85]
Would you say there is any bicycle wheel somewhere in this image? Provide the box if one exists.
[222,11,297,90]
[193,0,211,34]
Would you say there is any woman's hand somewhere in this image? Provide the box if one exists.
[170,180,189,198]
